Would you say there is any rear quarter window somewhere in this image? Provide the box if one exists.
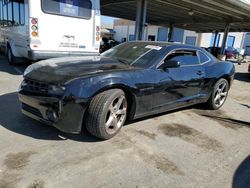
[199,51,210,64]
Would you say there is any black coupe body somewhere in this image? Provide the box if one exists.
[19,42,235,139]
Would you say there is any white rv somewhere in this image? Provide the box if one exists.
[0,0,101,64]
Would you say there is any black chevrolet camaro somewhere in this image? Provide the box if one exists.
[19,42,235,140]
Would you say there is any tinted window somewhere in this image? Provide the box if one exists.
[165,50,199,66]
[7,1,13,25]
[2,1,7,26]
[42,0,92,19]
[199,51,210,63]
[0,0,3,26]
[0,0,25,26]
[19,0,25,25]
[13,0,20,25]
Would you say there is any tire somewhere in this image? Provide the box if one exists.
[85,89,127,140]
[7,46,21,65]
[207,78,229,110]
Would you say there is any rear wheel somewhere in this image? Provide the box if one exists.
[207,78,229,110]
[85,89,127,140]
[7,46,22,65]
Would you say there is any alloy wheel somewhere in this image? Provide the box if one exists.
[105,95,127,135]
[214,81,228,108]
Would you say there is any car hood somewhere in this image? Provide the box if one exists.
[24,56,135,84]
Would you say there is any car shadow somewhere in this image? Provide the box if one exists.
[1,92,249,143]
[0,55,30,76]
[234,72,250,83]
[0,92,101,143]
[232,155,250,188]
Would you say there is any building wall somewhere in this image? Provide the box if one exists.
[114,19,184,43]
[243,33,250,47]
[113,19,248,51]
[113,25,129,42]
[183,30,197,45]
[243,33,250,55]
[198,32,245,48]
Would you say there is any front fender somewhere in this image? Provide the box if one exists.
[64,74,136,101]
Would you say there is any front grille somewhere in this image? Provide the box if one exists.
[22,103,43,118]
[22,79,49,95]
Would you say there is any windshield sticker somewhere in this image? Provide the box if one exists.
[145,45,162,50]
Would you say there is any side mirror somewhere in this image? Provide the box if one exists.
[160,60,180,70]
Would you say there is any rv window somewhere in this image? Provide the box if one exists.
[42,0,92,19]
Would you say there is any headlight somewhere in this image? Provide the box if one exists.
[18,80,27,91]
[48,85,66,96]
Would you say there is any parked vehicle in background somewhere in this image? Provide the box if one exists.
[248,63,250,77]
[207,47,221,58]
[19,42,235,140]
[225,47,239,59]
[206,47,240,60]
[0,0,101,65]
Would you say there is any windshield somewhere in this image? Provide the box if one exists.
[41,0,92,19]
[101,42,167,67]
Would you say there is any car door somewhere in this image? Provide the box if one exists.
[152,49,206,111]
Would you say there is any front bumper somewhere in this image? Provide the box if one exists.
[28,50,100,60]
[19,91,87,134]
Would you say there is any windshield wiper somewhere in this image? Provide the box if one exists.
[116,58,130,66]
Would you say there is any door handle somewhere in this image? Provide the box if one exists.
[196,71,204,76]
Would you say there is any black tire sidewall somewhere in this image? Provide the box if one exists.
[86,89,127,140]
[7,47,13,64]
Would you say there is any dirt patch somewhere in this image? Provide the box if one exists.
[159,124,223,151]
[0,172,20,188]
[27,180,45,188]
[4,151,36,170]
[193,109,249,130]
[112,133,182,175]
[135,147,183,175]
[135,130,157,140]
[0,151,37,188]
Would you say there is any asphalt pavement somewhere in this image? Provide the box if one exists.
[0,55,249,188]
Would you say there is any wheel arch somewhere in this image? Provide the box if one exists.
[91,84,137,121]
[6,40,20,57]
[220,75,232,88]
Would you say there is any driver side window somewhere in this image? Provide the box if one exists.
[165,50,199,66]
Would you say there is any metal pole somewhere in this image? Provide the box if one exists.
[168,23,173,42]
[135,0,147,40]
[221,24,230,54]
[135,0,142,40]
[140,0,147,40]
[213,31,218,47]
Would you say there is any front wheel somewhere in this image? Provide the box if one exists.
[85,89,127,140]
[207,78,229,110]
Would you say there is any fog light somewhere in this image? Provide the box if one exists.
[46,109,58,122]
